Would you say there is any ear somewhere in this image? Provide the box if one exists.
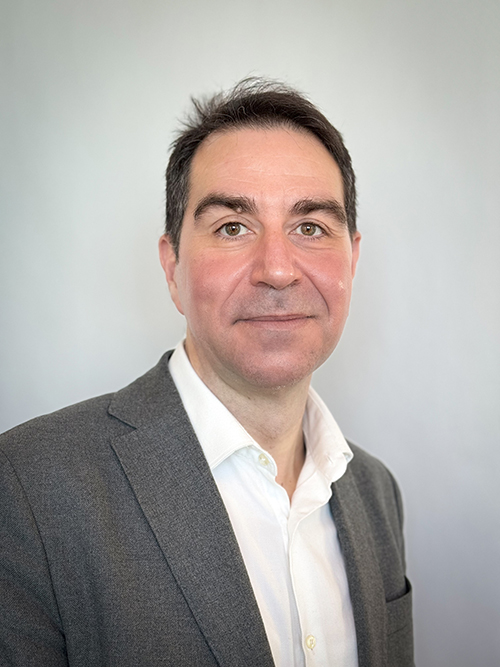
[350,231,361,278]
[158,234,184,315]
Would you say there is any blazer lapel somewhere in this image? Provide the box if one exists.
[330,468,388,667]
[109,354,274,667]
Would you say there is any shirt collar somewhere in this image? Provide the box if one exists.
[168,341,352,484]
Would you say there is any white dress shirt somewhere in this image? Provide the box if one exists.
[169,342,358,667]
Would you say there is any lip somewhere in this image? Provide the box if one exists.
[235,314,314,328]
[239,314,312,321]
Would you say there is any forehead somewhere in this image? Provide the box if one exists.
[187,126,344,207]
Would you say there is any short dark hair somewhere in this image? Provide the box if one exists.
[165,78,357,257]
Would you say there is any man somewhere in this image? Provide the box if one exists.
[0,79,413,666]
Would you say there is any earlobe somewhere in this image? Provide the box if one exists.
[158,234,184,315]
[350,232,361,278]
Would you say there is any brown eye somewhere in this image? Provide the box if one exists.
[223,223,242,236]
[300,223,318,236]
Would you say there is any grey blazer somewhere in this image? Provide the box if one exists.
[0,352,413,666]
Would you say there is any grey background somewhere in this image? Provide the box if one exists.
[1,0,499,664]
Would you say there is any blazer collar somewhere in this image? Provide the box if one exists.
[330,467,388,667]
[108,351,178,428]
[108,352,275,667]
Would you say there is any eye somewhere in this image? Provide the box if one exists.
[218,222,250,237]
[297,222,324,237]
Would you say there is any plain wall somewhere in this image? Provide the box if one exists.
[1,0,499,664]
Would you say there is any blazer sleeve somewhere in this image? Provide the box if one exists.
[0,450,68,666]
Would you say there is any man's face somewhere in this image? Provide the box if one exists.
[160,127,360,394]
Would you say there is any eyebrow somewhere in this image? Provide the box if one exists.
[290,198,347,226]
[193,193,347,226]
[194,194,257,220]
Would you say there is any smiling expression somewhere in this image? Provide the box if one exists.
[160,126,361,394]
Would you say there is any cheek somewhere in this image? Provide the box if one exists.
[306,254,353,315]
[177,254,245,322]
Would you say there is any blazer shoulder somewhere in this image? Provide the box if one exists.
[348,440,394,475]
[345,441,406,563]
[0,392,126,464]
[0,351,178,471]
[347,442,403,512]
[1,392,113,437]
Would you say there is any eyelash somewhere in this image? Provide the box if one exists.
[295,222,326,238]
[215,221,328,240]
[216,222,250,239]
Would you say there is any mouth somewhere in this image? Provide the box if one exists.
[239,314,312,321]
[235,314,315,327]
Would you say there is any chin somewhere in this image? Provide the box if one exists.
[230,352,330,391]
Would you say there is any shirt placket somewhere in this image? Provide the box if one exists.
[287,470,333,666]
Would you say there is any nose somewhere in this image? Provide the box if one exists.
[250,230,302,289]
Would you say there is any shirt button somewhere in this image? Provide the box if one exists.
[258,453,270,467]
[305,635,316,650]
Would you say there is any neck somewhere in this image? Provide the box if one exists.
[185,342,310,501]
